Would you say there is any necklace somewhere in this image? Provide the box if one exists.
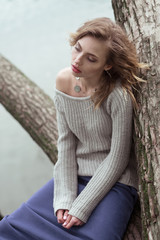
[74,77,97,93]
[74,77,81,93]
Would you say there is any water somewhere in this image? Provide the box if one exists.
[0,0,114,215]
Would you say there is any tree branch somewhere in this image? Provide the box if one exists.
[0,54,58,164]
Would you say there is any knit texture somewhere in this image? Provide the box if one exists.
[53,84,138,223]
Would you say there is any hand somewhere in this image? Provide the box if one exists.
[57,209,69,224]
[62,214,84,229]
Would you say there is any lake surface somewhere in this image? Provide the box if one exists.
[0,0,114,215]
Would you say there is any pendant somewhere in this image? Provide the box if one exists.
[74,85,81,93]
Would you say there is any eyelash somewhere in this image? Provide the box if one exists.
[74,46,97,63]
[75,46,80,52]
[88,58,96,62]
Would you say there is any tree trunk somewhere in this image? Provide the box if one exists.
[0,54,58,164]
[112,0,160,239]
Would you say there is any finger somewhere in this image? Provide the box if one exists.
[63,210,69,221]
[73,221,80,226]
[62,215,72,228]
[80,221,84,226]
[64,217,79,229]
[79,221,84,226]
[73,219,84,226]
[57,210,65,223]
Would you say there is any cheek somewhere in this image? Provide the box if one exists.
[87,64,104,73]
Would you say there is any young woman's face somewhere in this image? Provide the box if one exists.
[71,35,110,80]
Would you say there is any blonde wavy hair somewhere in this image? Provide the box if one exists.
[69,17,146,109]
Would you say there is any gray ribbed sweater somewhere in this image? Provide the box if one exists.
[53,84,138,223]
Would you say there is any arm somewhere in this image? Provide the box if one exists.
[53,72,78,215]
[68,87,133,223]
[53,100,77,214]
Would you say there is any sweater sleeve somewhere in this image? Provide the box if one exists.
[53,95,78,215]
[68,87,133,223]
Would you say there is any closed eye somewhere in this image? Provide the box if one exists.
[75,46,80,52]
[88,57,97,62]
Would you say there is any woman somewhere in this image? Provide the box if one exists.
[0,17,143,240]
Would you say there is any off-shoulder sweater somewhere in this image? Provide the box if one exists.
[53,84,138,223]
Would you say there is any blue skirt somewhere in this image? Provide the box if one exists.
[0,177,138,240]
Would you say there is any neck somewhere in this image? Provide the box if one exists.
[78,75,102,92]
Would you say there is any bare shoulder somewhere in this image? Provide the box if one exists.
[56,67,73,94]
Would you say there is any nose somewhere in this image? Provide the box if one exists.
[74,54,82,66]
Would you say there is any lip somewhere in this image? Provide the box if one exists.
[71,64,81,73]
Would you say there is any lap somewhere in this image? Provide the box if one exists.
[83,182,137,239]
[0,178,138,240]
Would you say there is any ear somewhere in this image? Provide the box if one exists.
[104,65,112,71]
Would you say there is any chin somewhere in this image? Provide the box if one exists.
[71,71,81,77]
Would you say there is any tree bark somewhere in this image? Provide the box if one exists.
[0,54,58,164]
[112,0,160,239]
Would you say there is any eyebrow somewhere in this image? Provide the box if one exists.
[76,41,99,59]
